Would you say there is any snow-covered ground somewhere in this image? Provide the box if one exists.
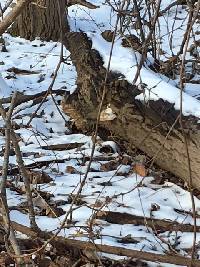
[68,0,200,117]
[0,0,200,266]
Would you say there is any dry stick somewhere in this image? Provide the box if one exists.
[179,1,200,266]
[168,3,179,55]
[4,6,123,261]
[26,50,64,126]
[10,130,38,230]
[0,95,37,229]
[0,92,22,264]
[0,0,31,35]
[132,0,145,42]
[95,210,200,232]
[48,0,71,132]
[67,0,98,9]
[144,0,157,58]
[160,0,186,15]
[117,0,130,35]
[151,1,159,60]
[4,218,200,267]
[0,3,2,18]
[177,3,194,57]
[0,89,66,106]
[132,0,162,84]
[0,0,14,18]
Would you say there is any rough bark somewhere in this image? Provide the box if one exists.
[10,0,68,41]
[61,31,200,190]
[0,0,32,36]
[8,0,98,41]
[7,1,200,189]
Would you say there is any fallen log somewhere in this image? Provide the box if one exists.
[4,217,200,266]
[62,32,200,190]
[2,0,200,190]
[41,142,84,151]
[96,210,198,233]
[5,0,200,190]
[6,155,116,175]
[1,89,66,107]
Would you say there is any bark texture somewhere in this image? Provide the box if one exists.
[0,0,32,36]
[8,1,200,189]
[10,0,68,41]
[62,31,200,190]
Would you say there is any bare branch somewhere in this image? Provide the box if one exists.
[0,92,22,264]
[3,218,200,267]
[66,0,99,9]
[0,0,31,35]
[0,0,14,18]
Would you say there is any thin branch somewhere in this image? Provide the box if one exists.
[0,0,14,19]
[179,1,200,265]
[0,92,38,230]
[0,92,22,264]
[0,0,31,35]
[4,217,200,267]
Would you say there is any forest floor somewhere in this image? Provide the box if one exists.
[0,1,200,266]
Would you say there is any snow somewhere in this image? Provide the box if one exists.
[0,34,77,95]
[0,0,200,266]
[0,73,13,97]
[68,1,200,118]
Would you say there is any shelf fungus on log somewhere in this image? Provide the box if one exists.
[61,31,200,190]
[100,105,117,122]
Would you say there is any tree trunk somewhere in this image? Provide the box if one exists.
[10,0,68,41]
[8,2,200,190]
[61,32,200,190]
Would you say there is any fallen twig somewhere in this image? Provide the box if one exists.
[3,217,200,266]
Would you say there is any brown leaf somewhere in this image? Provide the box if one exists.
[65,166,79,174]
[101,30,114,42]
[121,155,132,165]
[91,200,103,208]
[100,160,119,171]
[28,170,53,184]
[133,163,147,177]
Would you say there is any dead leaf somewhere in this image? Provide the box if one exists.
[133,163,147,177]
[27,170,52,184]
[91,200,103,208]
[100,160,119,171]
[118,234,139,244]
[101,30,114,42]
[65,166,79,174]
